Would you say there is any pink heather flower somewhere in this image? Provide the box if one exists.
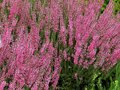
[8,0,21,19]
[63,50,67,60]
[11,18,18,27]
[31,84,38,90]
[59,13,67,45]
[0,0,120,89]
[0,81,6,90]
[68,17,74,46]
[9,81,16,90]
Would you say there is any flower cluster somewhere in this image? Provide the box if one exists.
[0,0,120,89]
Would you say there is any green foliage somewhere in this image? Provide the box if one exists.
[58,60,120,90]
[100,0,120,15]
[0,0,3,3]
[109,61,120,90]
[4,7,10,17]
[113,0,120,14]
[100,0,110,14]
[23,85,31,90]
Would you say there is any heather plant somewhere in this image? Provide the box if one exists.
[0,0,120,90]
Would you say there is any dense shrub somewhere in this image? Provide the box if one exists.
[0,0,120,90]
